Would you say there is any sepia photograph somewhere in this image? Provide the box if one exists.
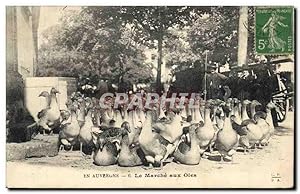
[6,5,295,189]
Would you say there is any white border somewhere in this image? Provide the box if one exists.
[0,0,299,193]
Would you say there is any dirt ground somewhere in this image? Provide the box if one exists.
[6,112,294,188]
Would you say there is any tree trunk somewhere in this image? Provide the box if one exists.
[156,33,163,93]
[237,6,248,66]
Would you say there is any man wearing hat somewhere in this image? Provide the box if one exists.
[203,64,228,99]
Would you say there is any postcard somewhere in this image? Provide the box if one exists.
[6,6,295,188]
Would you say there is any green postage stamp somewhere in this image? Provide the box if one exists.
[255,7,294,55]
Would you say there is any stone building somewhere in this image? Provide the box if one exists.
[6,6,40,142]
[6,6,40,78]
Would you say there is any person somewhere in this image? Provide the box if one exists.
[262,12,288,52]
[203,65,228,99]
[95,79,108,99]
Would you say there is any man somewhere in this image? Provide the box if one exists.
[203,64,228,99]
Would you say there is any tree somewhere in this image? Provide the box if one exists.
[188,7,240,67]
[38,8,153,88]
[87,6,208,92]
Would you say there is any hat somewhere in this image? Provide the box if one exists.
[207,64,217,69]
[231,65,243,71]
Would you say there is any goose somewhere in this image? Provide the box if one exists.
[152,110,184,162]
[241,99,251,121]
[250,100,262,119]
[215,102,239,162]
[253,111,270,146]
[173,124,201,165]
[36,91,50,131]
[180,103,188,121]
[232,98,242,125]
[78,101,95,156]
[262,101,277,144]
[91,97,101,127]
[192,98,204,125]
[195,100,215,156]
[254,101,277,146]
[92,120,131,166]
[38,91,50,109]
[136,107,146,126]
[214,99,225,130]
[237,100,264,150]
[118,122,143,167]
[91,131,119,166]
[59,103,80,151]
[113,109,124,128]
[127,109,142,146]
[210,100,221,152]
[100,108,114,130]
[37,87,61,135]
[77,98,86,129]
[139,110,167,169]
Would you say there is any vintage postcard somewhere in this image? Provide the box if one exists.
[6,6,295,189]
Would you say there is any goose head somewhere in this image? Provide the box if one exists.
[84,97,93,108]
[267,101,277,109]
[60,110,71,122]
[233,98,240,106]
[69,103,78,113]
[65,98,73,109]
[50,87,60,95]
[205,99,214,109]
[38,91,50,97]
[253,111,267,121]
[242,99,252,106]
[121,121,131,133]
[97,136,107,151]
[222,102,232,118]
[77,97,86,108]
[251,100,262,107]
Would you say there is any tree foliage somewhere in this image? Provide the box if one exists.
[37,8,153,86]
[188,6,240,66]
[38,6,263,89]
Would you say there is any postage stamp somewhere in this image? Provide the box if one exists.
[255,7,294,55]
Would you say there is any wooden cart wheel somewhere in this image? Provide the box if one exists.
[272,97,288,123]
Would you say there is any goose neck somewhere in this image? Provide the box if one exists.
[250,104,257,119]
[204,108,211,122]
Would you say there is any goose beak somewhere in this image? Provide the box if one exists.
[126,126,131,133]
[186,133,191,144]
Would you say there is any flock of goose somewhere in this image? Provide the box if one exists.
[36,87,277,168]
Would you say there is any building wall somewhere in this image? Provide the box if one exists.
[16,7,35,78]
[6,6,39,78]
[6,7,18,72]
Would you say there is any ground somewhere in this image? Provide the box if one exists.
[6,112,294,188]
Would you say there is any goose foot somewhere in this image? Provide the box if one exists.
[82,153,91,159]
[209,144,214,153]
[43,130,46,136]
[153,165,163,170]
[163,156,174,163]
[243,148,250,154]
[219,156,226,164]
[224,155,233,162]
[201,152,209,159]
[142,163,153,170]
[59,145,65,152]
[162,143,177,162]
[49,131,54,136]
[257,144,263,149]
[153,158,163,170]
